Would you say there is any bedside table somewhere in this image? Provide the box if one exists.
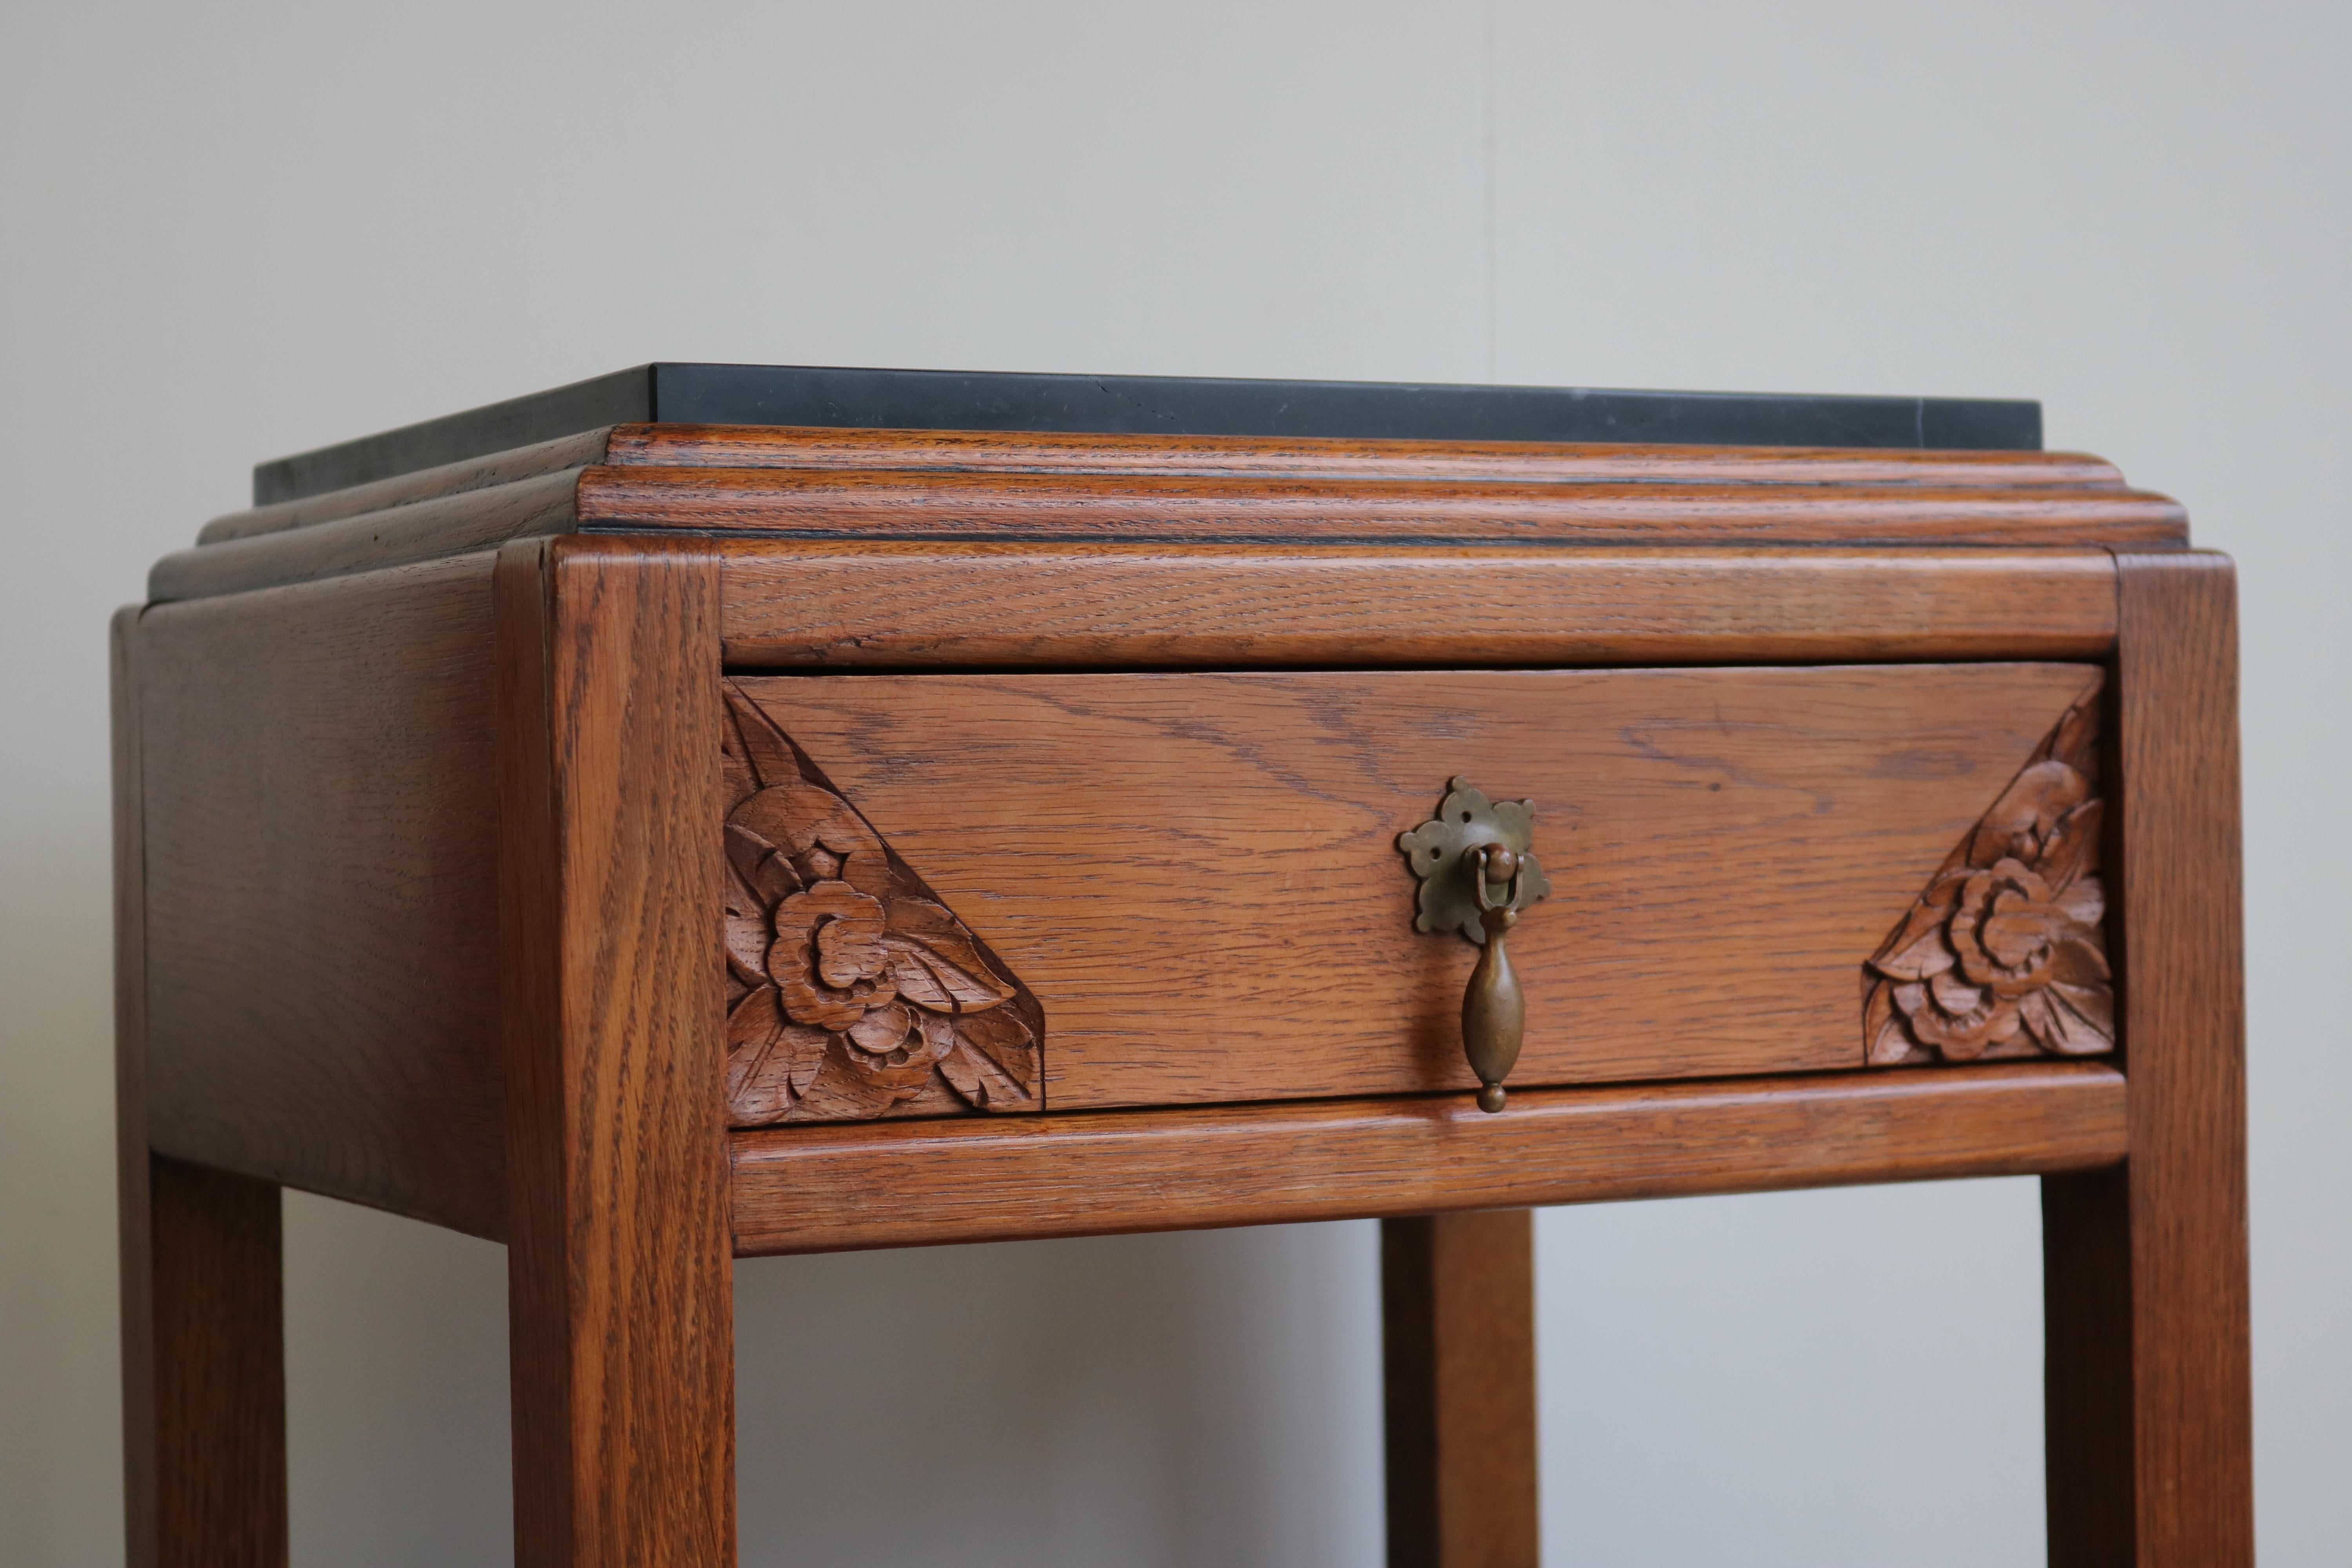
[113,365,2248,1567]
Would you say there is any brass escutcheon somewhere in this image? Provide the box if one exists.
[1397,777,1553,1112]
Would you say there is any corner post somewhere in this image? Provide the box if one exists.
[117,607,290,1568]
[496,536,736,1568]
[1381,1209,1539,1568]
[2043,551,2252,1565]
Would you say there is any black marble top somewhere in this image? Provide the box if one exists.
[253,363,2043,505]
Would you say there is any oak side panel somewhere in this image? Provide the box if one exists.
[730,1062,2127,1254]
[139,554,505,1238]
[613,421,2129,489]
[580,464,2187,547]
[497,536,735,1568]
[2043,552,2251,1566]
[1384,1210,1538,1568]
[738,664,2103,1109]
[718,545,2120,668]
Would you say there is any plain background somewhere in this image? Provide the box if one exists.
[3,2,2345,1563]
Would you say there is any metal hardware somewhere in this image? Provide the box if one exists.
[1398,777,1553,1112]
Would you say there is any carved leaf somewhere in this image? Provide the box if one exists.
[1863,685,2114,1065]
[2035,800,2104,895]
[727,824,805,906]
[725,990,833,1127]
[935,1008,1039,1109]
[881,898,1016,1014]
[719,681,1046,1127]
[723,853,774,988]
[1869,873,1966,981]
[1864,976,1921,1065]
[942,1005,1037,1087]
[1967,759,2090,869]
[791,1036,936,1120]
[2056,874,2105,930]
[724,684,804,792]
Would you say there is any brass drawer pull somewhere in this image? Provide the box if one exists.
[1399,778,1553,1112]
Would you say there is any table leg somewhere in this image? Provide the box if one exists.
[1381,1209,1539,1568]
[120,1156,289,1568]
[2042,552,2252,1567]
[117,605,292,1568]
[497,538,736,1568]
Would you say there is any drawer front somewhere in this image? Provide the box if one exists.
[722,663,2107,1121]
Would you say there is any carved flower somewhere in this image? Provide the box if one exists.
[773,881,893,1029]
[720,686,1043,1126]
[1866,696,2115,1063]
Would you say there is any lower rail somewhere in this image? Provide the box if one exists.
[729,1061,2126,1256]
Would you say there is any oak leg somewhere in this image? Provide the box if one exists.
[497,538,736,1568]
[2042,553,2252,1567]
[121,1156,289,1568]
[1381,1209,1539,1568]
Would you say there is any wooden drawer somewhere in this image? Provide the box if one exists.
[720,660,2109,1124]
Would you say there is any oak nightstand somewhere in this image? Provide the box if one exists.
[114,365,2249,1566]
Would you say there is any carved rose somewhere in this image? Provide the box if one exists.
[721,686,1043,1126]
[1866,695,2115,1064]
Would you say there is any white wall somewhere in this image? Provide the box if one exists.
[3,3,2343,1562]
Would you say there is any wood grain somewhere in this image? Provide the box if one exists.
[138,554,507,1239]
[610,421,2129,489]
[729,1061,2127,1255]
[497,535,735,1568]
[717,544,2119,668]
[737,664,2103,1110]
[1383,1210,1538,1568]
[580,464,2186,548]
[2043,552,2251,1566]
[146,1158,287,1568]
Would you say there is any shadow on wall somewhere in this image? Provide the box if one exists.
[732,1223,1385,1568]
[281,1200,1384,1568]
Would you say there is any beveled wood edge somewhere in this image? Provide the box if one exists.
[200,427,613,543]
[609,422,2130,489]
[717,544,2122,668]
[728,1061,2127,1256]
[154,468,581,604]
[577,465,2187,550]
[111,605,159,1564]
[158,432,2185,608]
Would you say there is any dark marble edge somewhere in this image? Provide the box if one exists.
[253,363,2043,505]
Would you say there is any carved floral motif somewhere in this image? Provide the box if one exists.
[1865,684,2114,1065]
[721,684,1043,1125]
